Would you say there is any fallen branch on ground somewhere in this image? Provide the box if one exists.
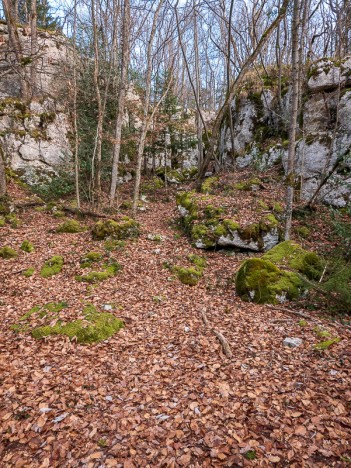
[201,309,233,359]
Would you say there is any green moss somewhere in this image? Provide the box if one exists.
[40,255,64,278]
[235,258,304,304]
[0,217,5,227]
[13,302,123,344]
[243,450,257,460]
[188,254,207,269]
[80,251,103,268]
[141,176,164,191]
[76,261,121,283]
[204,205,224,219]
[234,178,261,191]
[258,201,269,210]
[296,226,310,238]
[223,219,240,232]
[56,219,85,233]
[191,223,216,248]
[174,266,203,286]
[0,246,18,259]
[20,240,34,253]
[53,210,65,218]
[201,177,218,194]
[92,218,140,240]
[298,319,308,327]
[23,267,35,277]
[5,214,21,228]
[273,202,284,214]
[104,240,125,252]
[263,241,324,281]
[313,337,341,351]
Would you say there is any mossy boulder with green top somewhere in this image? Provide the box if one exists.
[176,191,280,251]
[235,241,324,304]
[92,217,140,240]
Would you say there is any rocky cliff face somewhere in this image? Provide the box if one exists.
[220,57,351,207]
[0,23,73,184]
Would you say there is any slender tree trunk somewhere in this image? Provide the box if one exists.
[132,0,164,217]
[72,0,80,208]
[109,0,131,205]
[193,1,203,169]
[227,0,235,167]
[284,0,302,240]
[91,0,103,202]
[0,148,6,197]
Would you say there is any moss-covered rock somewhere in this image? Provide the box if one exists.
[11,303,123,344]
[0,195,11,215]
[174,266,203,286]
[20,240,34,253]
[142,176,164,191]
[0,216,5,227]
[0,246,18,259]
[40,255,64,278]
[262,241,324,281]
[76,261,121,283]
[236,258,304,304]
[56,219,85,233]
[176,192,280,251]
[92,217,140,240]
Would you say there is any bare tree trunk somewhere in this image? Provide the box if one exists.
[284,0,302,240]
[72,0,80,209]
[109,0,131,206]
[227,0,236,167]
[132,0,164,217]
[91,0,103,202]
[193,0,203,169]
[0,148,6,197]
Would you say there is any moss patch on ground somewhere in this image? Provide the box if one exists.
[80,251,103,268]
[11,303,123,344]
[20,240,34,253]
[23,267,35,277]
[76,260,122,283]
[92,218,140,240]
[174,266,203,286]
[40,255,64,278]
[56,219,86,233]
[236,258,304,304]
[0,246,18,259]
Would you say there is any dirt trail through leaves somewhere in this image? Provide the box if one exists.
[0,197,350,466]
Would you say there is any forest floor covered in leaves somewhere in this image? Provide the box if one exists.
[1,177,351,467]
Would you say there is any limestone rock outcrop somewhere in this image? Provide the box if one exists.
[220,57,351,207]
